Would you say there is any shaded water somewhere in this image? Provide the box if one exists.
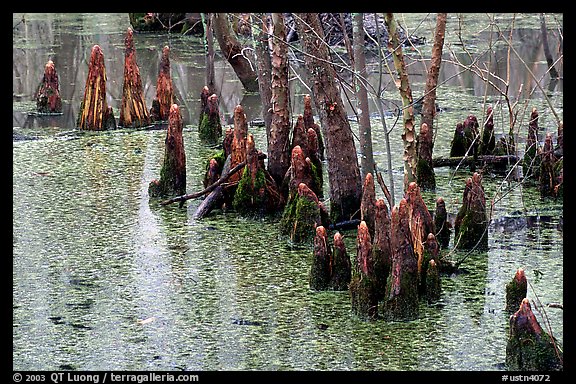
[13,13,562,371]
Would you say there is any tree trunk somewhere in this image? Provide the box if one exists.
[77,45,116,130]
[119,27,151,128]
[201,13,216,93]
[251,13,273,133]
[150,46,174,122]
[384,13,417,192]
[352,13,375,180]
[416,13,445,191]
[267,13,292,187]
[539,13,560,80]
[36,59,62,114]
[294,13,362,223]
[212,13,259,92]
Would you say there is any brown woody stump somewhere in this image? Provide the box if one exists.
[36,60,62,114]
[119,28,151,128]
[383,198,419,322]
[77,45,116,130]
[425,259,441,304]
[523,107,540,179]
[150,46,174,122]
[479,106,496,156]
[434,197,451,249]
[505,268,527,313]
[415,122,436,190]
[449,122,466,157]
[506,298,563,371]
[372,198,392,301]
[291,115,309,156]
[420,233,440,297]
[229,105,249,184]
[539,132,561,198]
[204,158,221,189]
[283,145,316,200]
[454,172,488,251]
[303,94,325,160]
[350,221,378,320]
[360,173,377,239]
[450,115,479,170]
[280,182,327,244]
[198,93,223,145]
[329,231,351,291]
[307,127,324,198]
[232,134,283,216]
[310,226,332,290]
[405,182,437,282]
[148,104,186,198]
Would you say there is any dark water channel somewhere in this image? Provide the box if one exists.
[13,13,563,371]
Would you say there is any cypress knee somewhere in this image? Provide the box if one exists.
[119,27,151,128]
[434,197,451,249]
[505,268,527,313]
[454,172,488,250]
[36,59,62,114]
[360,173,377,239]
[329,232,351,291]
[506,298,563,371]
[425,259,441,304]
[350,221,378,320]
[148,104,186,198]
[310,226,331,290]
[383,198,419,322]
[303,94,324,160]
[198,93,223,145]
[77,45,116,130]
[150,46,174,122]
[372,198,392,300]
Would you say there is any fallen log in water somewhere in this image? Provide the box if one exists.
[160,152,267,207]
[432,154,519,168]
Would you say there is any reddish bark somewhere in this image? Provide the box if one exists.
[286,145,314,197]
[372,198,392,300]
[119,27,151,128]
[204,158,220,189]
[303,94,324,160]
[223,127,234,160]
[330,231,351,291]
[36,60,62,114]
[229,105,248,184]
[539,132,559,197]
[405,182,436,270]
[420,232,440,295]
[291,115,309,156]
[150,46,174,122]
[148,104,186,197]
[360,173,377,239]
[506,298,563,371]
[350,220,378,319]
[307,127,324,198]
[505,268,528,312]
[383,198,419,321]
[77,45,116,130]
[310,226,332,290]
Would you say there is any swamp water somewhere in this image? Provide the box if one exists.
[13,13,563,371]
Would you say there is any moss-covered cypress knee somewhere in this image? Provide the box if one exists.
[198,93,223,144]
[383,199,419,322]
[350,221,378,320]
[506,298,563,371]
[505,268,527,313]
[360,173,377,239]
[329,232,351,290]
[425,259,441,303]
[454,172,488,251]
[310,226,332,290]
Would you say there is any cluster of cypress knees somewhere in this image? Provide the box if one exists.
[33,26,562,371]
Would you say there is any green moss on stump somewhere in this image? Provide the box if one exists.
[232,167,268,216]
[349,274,378,320]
